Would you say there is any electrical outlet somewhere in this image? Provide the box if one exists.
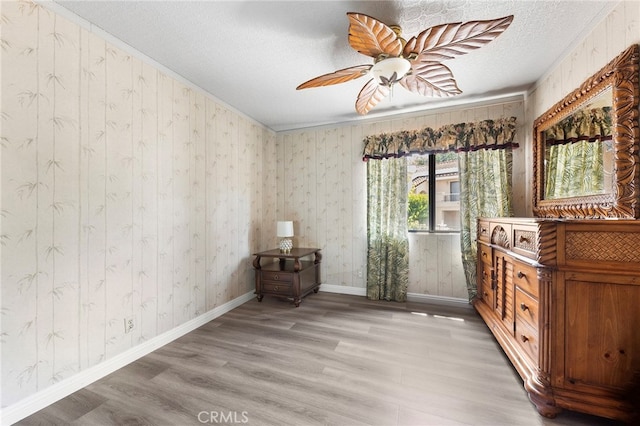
[124,317,134,334]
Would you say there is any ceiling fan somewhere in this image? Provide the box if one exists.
[296,12,514,115]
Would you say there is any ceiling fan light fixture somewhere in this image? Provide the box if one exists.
[297,13,513,115]
[370,57,411,86]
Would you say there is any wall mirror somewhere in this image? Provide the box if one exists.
[533,44,640,218]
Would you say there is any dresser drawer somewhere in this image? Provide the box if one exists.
[478,220,490,242]
[512,260,539,298]
[261,270,293,282]
[515,317,539,363]
[479,263,492,291]
[513,225,537,259]
[515,286,539,330]
[262,281,293,296]
[478,278,494,309]
[479,243,492,265]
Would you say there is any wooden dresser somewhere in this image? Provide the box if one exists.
[474,218,640,422]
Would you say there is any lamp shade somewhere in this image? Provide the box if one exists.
[370,57,411,86]
[277,221,294,237]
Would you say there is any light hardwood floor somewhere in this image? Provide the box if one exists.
[18,293,623,426]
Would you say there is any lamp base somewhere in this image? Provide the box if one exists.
[279,238,293,254]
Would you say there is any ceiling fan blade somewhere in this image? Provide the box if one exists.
[356,79,390,115]
[296,65,372,90]
[403,15,513,62]
[400,63,461,97]
[347,12,403,58]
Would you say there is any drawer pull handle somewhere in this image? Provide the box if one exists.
[518,235,530,243]
[520,335,529,343]
[517,271,524,279]
[274,286,279,291]
[481,228,487,233]
[482,252,487,257]
[483,291,488,297]
[520,303,529,311]
[274,275,279,280]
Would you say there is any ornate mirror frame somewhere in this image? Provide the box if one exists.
[533,44,640,218]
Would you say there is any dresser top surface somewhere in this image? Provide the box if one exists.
[480,217,640,226]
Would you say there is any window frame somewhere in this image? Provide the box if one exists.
[408,154,460,233]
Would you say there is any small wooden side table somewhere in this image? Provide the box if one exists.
[252,248,322,307]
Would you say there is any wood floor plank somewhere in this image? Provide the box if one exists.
[319,365,533,426]
[249,336,405,382]
[17,293,624,426]
[17,389,107,425]
[149,367,306,426]
[152,359,371,426]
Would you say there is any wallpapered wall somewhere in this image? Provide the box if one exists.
[524,1,640,213]
[1,1,276,408]
[530,1,639,119]
[4,0,637,417]
[276,100,526,299]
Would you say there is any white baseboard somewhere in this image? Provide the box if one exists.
[407,292,471,308]
[318,284,366,296]
[1,291,255,426]
[319,285,470,309]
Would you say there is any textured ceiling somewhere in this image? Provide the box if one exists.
[51,0,616,132]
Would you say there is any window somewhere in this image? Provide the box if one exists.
[407,153,460,232]
[449,181,460,202]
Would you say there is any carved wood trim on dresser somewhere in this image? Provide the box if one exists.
[474,218,640,423]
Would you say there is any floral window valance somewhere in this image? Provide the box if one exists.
[543,106,612,146]
[362,117,518,160]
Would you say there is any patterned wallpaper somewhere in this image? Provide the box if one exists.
[531,1,640,120]
[276,100,525,300]
[524,1,640,213]
[3,0,637,417]
[1,0,275,408]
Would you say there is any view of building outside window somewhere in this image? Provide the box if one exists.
[407,153,461,231]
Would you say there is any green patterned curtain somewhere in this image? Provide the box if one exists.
[364,116,518,302]
[545,140,605,199]
[362,117,517,159]
[543,106,611,144]
[543,106,611,198]
[459,149,514,300]
[366,158,409,302]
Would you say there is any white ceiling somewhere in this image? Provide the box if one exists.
[50,0,617,132]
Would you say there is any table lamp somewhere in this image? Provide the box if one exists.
[277,221,294,253]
